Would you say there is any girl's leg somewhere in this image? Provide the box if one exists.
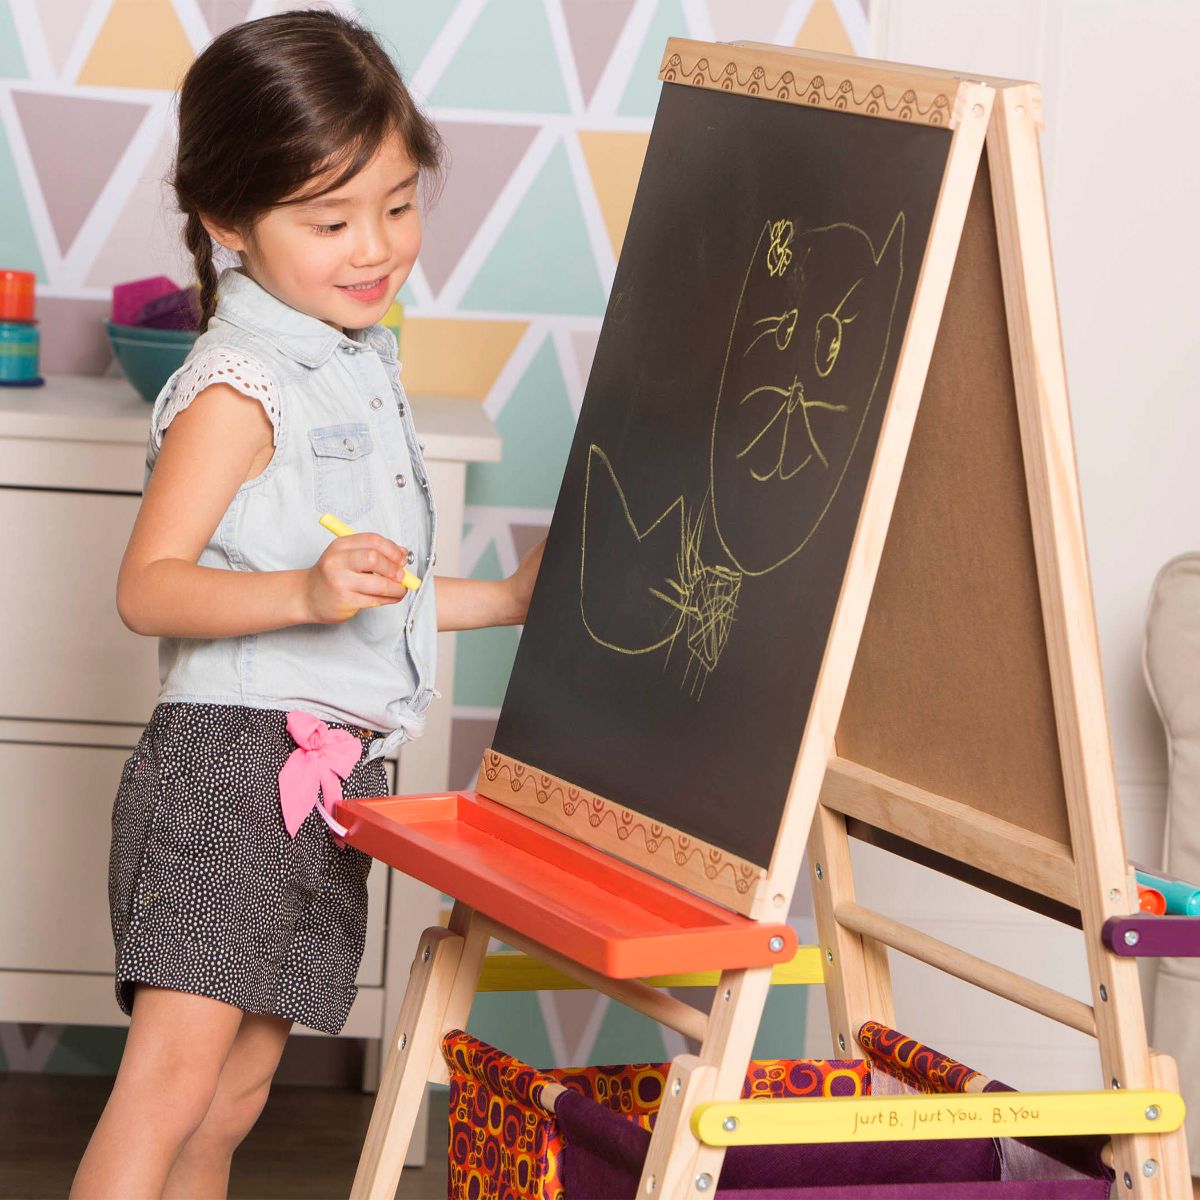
[161,1011,292,1197]
[71,985,244,1198]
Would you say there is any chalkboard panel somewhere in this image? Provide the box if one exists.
[493,78,952,868]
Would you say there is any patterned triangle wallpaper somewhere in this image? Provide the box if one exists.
[0,0,868,1075]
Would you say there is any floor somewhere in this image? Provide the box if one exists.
[0,1073,450,1199]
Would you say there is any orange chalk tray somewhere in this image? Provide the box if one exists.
[335,790,796,979]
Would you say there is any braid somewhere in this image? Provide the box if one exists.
[183,211,219,331]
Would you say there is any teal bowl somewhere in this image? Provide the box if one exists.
[105,321,197,402]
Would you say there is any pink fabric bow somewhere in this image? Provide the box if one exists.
[277,711,362,840]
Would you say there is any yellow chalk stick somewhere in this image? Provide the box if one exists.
[318,513,423,590]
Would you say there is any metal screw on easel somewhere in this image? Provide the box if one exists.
[1142,1160,1159,1178]
[723,1116,739,1132]
[422,944,431,962]
[1145,1104,1161,1121]
[769,936,785,952]
[1099,984,1108,1001]
[695,1173,713,1191]
[1123,1171,1133,1189]
[1124,930,1140,947]
[815,863,824,880]
[838,1033,847,1051]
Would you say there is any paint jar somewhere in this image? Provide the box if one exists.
[0,269,36,322]
[0,321,43,386]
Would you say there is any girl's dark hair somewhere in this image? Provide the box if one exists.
[172,9,444,329]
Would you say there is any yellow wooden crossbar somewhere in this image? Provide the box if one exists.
[693,1090,1185,1146]
[477,945,824,993]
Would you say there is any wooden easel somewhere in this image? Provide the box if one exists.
[338,42,1191,1199]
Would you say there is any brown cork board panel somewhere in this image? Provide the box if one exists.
[835,152,1071,847]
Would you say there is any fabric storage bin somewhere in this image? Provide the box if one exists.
[441,1024,1113,1199]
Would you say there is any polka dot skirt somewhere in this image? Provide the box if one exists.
[108,702,386,1034]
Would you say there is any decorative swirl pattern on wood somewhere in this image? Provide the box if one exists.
[480,750,764,895]
[659,49,953,127]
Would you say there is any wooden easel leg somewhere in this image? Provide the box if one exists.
[808,802,895,1054]
[350,903,488,1200]
[637,965,773,1197]
[1146,1050,1192,1199]
[985,89,1191,1196]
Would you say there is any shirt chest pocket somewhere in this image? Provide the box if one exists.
[309,423,374,521]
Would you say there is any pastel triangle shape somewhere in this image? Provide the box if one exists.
[13,91,148,257]
[589,997,668,1065]
[0,118,44,277]
[617,0,685,117]
[401,317,528,398]
[356,0,456,75]
[466,336,577,509]
[465,991,556,1068]
[510,522,550,563]
[461,141,607,316]
[77,0,195,90]
[570,329,600,385]
[795,0,855,53]
[420,121,538,297]
[546,989,606,1063]
[34,0,89,75]
[86,123,191,287]
[704,0,792,43]
[196,0,255,38]
[577,130,648,257]
[429,0,569,113]
[0,1,29,77]
[562,0,635,106]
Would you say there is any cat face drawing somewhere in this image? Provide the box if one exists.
[709,213,905,576]
[579,211,906,695]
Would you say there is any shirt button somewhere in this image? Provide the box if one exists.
[398,402,406,418]
[406,549,415,564]
[343,438,355,451]
[406,617,415,633]
[369,396,383,410]
[394,473,406,488]
[430,551,437,567]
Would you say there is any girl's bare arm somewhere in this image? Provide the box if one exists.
[116,384,411,638]
[434,538,545,632]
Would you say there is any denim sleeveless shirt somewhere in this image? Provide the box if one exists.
[145,267,437,761]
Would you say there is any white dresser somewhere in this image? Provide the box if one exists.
[0,375,499,1052]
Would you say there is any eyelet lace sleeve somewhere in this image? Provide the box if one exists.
[152,346,280,448]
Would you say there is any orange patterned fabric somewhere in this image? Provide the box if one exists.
[858,1020,984,1094]
[442,1029,872,1200]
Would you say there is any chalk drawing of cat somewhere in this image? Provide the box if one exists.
[580,212,905,696]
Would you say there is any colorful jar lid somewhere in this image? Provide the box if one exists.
[0,269,35,322]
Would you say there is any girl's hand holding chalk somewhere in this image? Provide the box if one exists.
[320,514,423,590]
[303,514,420,624]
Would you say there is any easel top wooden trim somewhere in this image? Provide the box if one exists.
[659,37,1043,129]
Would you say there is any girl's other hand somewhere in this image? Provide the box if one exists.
[304,532,410,623]
[507,537,546,625]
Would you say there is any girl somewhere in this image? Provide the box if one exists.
[72,11,541,1196]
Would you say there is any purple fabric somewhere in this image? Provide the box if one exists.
[556,1088,1002,1198]
[715,1185,1110,1198]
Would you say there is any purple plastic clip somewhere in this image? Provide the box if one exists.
[1103,914,1200,957]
